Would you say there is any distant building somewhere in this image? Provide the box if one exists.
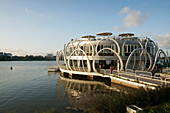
[0,52,12,60]
[45,54,55,60]
[47,54,53,57]
[4,52,12,59]
[0,52,3,56]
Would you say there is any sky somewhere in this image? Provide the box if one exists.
[0,0,170,56]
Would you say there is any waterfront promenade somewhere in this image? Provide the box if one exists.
[101,69,170,87]
[60,67,170,89]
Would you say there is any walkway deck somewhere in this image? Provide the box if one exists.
[60,68,170,89]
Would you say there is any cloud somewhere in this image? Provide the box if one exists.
[25,8,33,14]
[119,6,151,28]
[24,8,51,18]
[137,32,170,50]
[0,48,27,56]
[113,26,125,32]
[0,48,48,56]
[152,33,170,49]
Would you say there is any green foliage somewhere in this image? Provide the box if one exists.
[144,101,170,113]
[0,55,12,61]
[0,55,56,61]
[73,87,170,113]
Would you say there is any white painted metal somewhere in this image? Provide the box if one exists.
[57,50,69,70]
[68,48,91,72]
[92,48,123,73]
[95,38,120,55]
[125,48,153,71]
[122,38,143,56]
[150,49,169,71]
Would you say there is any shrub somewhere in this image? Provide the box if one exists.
[71,87,170,113]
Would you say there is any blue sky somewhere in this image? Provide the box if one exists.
[0,0,170,56]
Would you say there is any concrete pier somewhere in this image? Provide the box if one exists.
[59,68,170,89]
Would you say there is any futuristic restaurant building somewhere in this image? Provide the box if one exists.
[56,32,169,75]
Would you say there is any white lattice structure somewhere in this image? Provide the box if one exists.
[57,32,170,75]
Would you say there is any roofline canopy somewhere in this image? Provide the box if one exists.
[96,32,112,36]
[119,33,134,37]
[82,35,96,38]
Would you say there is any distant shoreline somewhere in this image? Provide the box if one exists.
[0,55,56,61]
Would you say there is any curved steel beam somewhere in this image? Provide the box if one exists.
[150,49,169,71]
[125,48,152,71]
[68,48,91,72]
[76,40,95,56]
[76,40,95,71]
[57,50,69,70]
[145,38,158,57]
[122,38,143,56]
[65,40,76,56]
[95,38,120,55]
[92,48,123,73]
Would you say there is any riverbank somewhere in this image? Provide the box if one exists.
[38,87,170,113]
[73,87,170,113]
[0,55,56,61]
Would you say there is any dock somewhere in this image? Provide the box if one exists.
[59,68,170,89]
[48,66,59,72]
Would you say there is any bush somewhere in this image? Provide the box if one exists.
[71,87,170,113]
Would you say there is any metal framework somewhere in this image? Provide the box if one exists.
[56,32,169,74]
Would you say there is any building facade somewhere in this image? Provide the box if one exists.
[57,32,169,74]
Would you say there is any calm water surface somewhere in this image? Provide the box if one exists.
[0,61,71,113]
[0,61,131,113]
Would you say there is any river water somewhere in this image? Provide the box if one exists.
[0,61,131,113]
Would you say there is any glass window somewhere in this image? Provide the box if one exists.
[101,45,104,52]
[124,45,127,52]
[85,46,89,52]
[150,47,152,54]
[131,45,134,52]
[97,45,100,51]
[89,46,92,53]
[128,45,130,52]
[101,45,103,49]
[112,44,116,51]
[147,47,150,52]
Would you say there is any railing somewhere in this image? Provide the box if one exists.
[99,69,119,76]
[163,67,170,73]
[112,70,119,76]
[135,70,152,76]
[126,69,134,73]
[165,78,170,86]
[136,74,163,85]
[99,68,169,86]
[100,69,105,74]
[62,66,170,86]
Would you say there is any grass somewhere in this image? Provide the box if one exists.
[70,87,170,113]
[144,101,170,113]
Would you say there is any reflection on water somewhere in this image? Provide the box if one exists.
[48,72,59,76]
[0,61,72,113]
[56,74,134,111]
[0,61,134,113]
